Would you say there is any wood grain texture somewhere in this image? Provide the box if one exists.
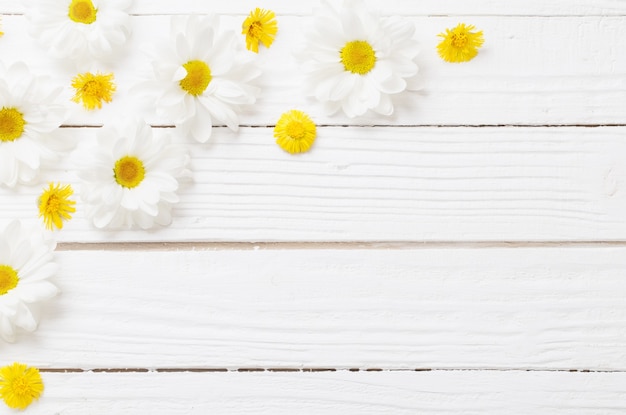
[2,126,625,243]
[7,248,626,369]
[20,371,626,414]
[0,14,624,126]
[2,0,626,16]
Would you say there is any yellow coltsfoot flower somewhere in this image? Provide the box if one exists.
[242,8,278,53]
[38,182,76,230]
[71,72,116,110]
[0,363,44,410]
[437,23,484,63]
[274,110,317,154]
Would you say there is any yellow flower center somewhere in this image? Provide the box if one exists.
[248,21,264,39]
[179,60,212,96]
[451,32,468,48]
[340,40,376,75]
[114,156,145,189]
[68,0,97,24]
[0,107,26,142]
[0,265,18,295]
[286,121,305,140]
[12,378,29,396]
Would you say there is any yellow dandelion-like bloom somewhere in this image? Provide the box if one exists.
[71,71,116,110]
[38,182,76,231]
[0,16,4,37]
[242,8,278,53]
[274,110,316,154]
[437,23,484,63]
[0,363,44,410]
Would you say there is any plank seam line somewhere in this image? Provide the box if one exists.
[58,124,626,129]
[56,241,626,251]
[37,368,626,373]
[3,13,626,18]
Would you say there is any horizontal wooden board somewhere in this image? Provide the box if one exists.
[0,15,624,126]
[2,126,625,242]
[6,247,626,369]
[2,0,626,16]
[20,371,626,414]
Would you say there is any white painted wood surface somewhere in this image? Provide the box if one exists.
[0,0,624,413]
[3,126,626,242]
[7,248,626,370]
[1,14,625,126]
[23,371,626,414]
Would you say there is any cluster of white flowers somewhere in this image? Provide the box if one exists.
[0,0,424,343]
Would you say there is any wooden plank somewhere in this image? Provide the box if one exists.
[3,0,626,16]
[20,371,626,414]
[2,126,625,242]
[0,15,624,126]
[7,247,626,369]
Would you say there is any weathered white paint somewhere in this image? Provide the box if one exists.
[0,15,624,126]
[23,371,626,414]
[2,0,626,16]
[0,1,623,412]
[1,126,625,242]
[6,248,626,369]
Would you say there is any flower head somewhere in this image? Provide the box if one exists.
[26,0,132,61]
[297,0,421,118]
[274,110,316,154]
[0,363,43,410]
[437,23,484,63]
[71,72,116,110]
[242,8,278,53]
[0,62,69,187]
[77,119,190,229]
[0,220,59,342]
[139,15,260,143]
[38,183,76,231]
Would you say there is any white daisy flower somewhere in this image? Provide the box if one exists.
[0,220,59,343]
[140,15,261,143]
[0,62,69,188]
[298,0,421,118]
[26,0,132,61]
[77,119,191,229]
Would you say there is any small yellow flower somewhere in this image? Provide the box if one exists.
[38,182,76,230]
[0,16,4,37]
[242,8,278,53]
[437,23,484,63]
[0,363,44,410]
[274,110,316,154]
[71,71,116,110]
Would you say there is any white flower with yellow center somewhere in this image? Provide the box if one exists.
[142,15,261,143]
[298,0,421,118]
[77,120,190,229]
[0,62,69,188]
[26,0,132,61]
[0,220,59,343]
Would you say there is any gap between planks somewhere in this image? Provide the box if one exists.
[56,241,626,251]
[58,124,626,129]
[37,368,626,373]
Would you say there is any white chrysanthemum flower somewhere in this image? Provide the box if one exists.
[0,62,69,187]
[298,0,421,118]
[0,220,59,343]
[77,120,190,229]
[26,0,132,61]
[141,15,261,143]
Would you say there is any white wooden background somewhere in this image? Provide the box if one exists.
[1,0,626,413]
